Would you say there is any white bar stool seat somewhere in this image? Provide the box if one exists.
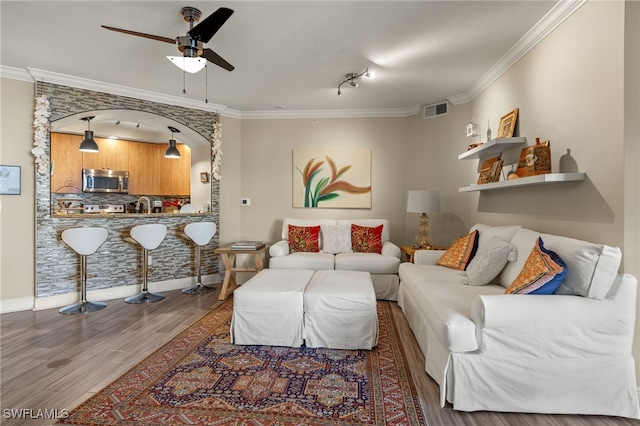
[125,223,167,304]
[59,227,109,314]
[182,221,218,294]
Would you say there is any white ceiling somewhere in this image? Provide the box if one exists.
[1,1,578,140]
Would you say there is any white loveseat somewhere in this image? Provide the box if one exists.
[398,223,639,419]
[269,218,401,300]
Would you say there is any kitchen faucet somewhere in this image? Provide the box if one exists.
[135,196,152,214]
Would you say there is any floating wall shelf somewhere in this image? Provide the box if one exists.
[458,172,586,192]
[458,137,527,160]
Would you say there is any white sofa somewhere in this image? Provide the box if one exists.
[269,218,401,300]
[398,223,639,419]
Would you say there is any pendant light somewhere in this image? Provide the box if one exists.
[78,116,99,153]
[165,126,181,158]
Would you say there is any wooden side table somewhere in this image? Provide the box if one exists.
[400,245,447,263]
[214,245,268,301]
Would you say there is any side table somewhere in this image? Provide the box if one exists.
[400,245,447,263]
[214,245,268,301]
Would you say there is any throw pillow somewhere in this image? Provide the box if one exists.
[436,230,479,271]
[287,225,320,253]
[463,236,517,286]
[505,237,567,295]
[321,224,352,254]
[351,224,383,254]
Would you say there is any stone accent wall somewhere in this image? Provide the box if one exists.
[35,82,220,298]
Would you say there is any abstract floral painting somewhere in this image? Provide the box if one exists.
[293,149,371,208]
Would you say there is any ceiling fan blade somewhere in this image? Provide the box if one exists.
[188,7,234,43]
[201,48,234,71]
[101,25,176,44]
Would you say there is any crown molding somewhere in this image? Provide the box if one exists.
[448,0,586,105]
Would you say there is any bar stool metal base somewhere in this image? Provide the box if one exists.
[181,283,217,295]
[125,291,165,304]
[59,300,107,315]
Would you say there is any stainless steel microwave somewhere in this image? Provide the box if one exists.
[82,169,129,194]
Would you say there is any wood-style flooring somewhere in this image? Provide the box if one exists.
[1,288,637,426]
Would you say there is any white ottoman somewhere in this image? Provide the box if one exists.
[231,269,315,347]
[303,270,378,350]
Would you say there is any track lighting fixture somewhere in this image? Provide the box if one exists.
[337,68,374,96]
[78,116,99,153]
[165,126,181,158]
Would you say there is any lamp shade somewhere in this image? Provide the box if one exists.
[165,139,181,158]
[407,190,441,214]
[79,130,99,153]
[167,56,207,73]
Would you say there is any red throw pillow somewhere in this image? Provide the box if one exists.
[351,224,383,254]
[288,225,320,253]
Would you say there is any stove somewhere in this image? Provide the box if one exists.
[83,204,125,214]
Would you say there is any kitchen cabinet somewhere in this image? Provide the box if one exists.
[51,133,83,192]
[82,138,129,171]
[458,137,585,192]
[157,143,191,196]
[128,141,157,195]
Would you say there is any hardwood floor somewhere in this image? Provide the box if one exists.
[1,290,637,426]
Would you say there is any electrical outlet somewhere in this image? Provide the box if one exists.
[148,255,152,266]
[241,198,250,206]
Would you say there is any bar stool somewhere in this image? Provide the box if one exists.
[59,227,109,315]
[125,223,167,304]
[182,221,218,294]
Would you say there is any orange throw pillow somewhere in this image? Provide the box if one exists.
[437,230,479,271]
[351,224,383,254]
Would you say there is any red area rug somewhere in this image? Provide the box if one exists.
[61,299,425,425]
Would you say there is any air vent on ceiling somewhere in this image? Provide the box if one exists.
[422,101,449,119]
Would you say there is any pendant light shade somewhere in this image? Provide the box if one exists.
[165,126,181,158]
[78,116,99,153]
[167,56,207,73]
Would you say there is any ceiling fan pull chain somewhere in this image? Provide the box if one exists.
[205,64,209,104]
[182,69,187,94]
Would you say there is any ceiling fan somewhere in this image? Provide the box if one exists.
[102,6,234,72]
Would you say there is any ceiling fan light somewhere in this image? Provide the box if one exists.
[165,139,181,158]
[79,130,99,153]
[167,56,206,73]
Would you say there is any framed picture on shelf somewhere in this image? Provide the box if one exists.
[0,165,21,195]
[477,156,503,184]
[497,108,519,138]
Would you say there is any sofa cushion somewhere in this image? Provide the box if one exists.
[281,218,336,248]
[335,252,400,274]
[399,263,504,353]
[351,224,383,254]
[505,237,567,295]
[463,237,517,286]
[541,233,621,300]
[288,225,320,253]
[437,230,479,271]
[321,224,352,254]
[269,252,335,270]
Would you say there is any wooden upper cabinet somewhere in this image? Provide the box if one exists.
[157,143,191,196]
[50,133,83,192]
[128,141,157,195]
[82,138,129,171]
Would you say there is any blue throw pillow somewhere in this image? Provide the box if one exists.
[505,237,567,295]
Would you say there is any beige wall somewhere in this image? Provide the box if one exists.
[234,117,409,246]
[0,78,36,306]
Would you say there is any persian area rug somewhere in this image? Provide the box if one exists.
[61,299,425,425]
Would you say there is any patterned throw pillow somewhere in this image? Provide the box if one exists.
[321,224,352,254]
[505,237,567,295]
[462,236,517,286]
[436,230,479,271]
[351,224,383,254]
[288,225,320,253]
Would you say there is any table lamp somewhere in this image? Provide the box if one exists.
[407,189,441,248]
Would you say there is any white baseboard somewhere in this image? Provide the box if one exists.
[0,275,219,313]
